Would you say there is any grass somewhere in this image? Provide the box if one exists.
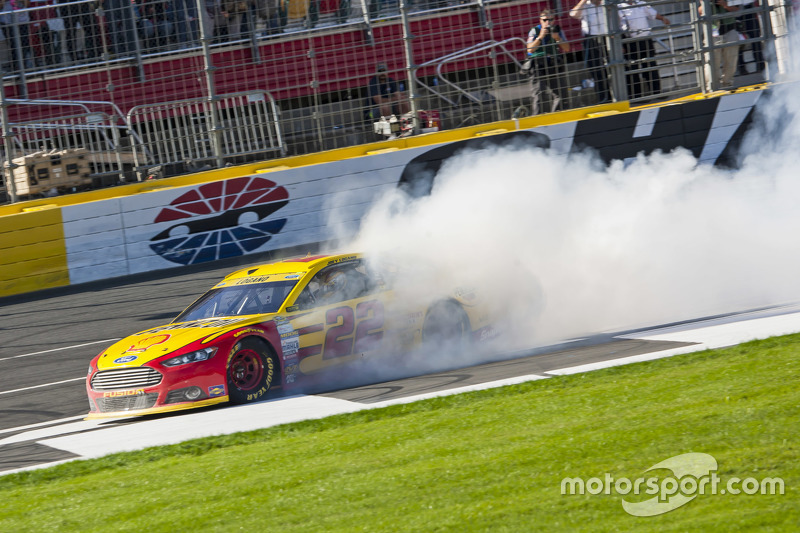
[1,334,798,532]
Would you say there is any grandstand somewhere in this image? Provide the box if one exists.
[0,0,788,202]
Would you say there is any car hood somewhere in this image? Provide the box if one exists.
[95,316,264,370]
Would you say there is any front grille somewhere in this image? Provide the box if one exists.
[96,393,160,413]
[91,367,163,391]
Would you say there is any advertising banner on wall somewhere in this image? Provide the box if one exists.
[44,90,764,289]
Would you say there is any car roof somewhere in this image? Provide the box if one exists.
[212,253,362,288]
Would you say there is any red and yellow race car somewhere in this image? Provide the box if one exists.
[86,253,495,418]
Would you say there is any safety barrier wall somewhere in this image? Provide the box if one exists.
[0,207,69,296]
[0,88,765,299]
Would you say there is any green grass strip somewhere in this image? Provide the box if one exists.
[1,334,798,532]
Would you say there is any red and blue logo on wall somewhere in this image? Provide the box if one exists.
[149,176,289,265]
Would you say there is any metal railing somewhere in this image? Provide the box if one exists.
[9,111,131,182]
[0,0,796,203]
[0,100,140,196]
[127,90,285,179]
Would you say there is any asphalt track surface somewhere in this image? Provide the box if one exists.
[2,255,800,475]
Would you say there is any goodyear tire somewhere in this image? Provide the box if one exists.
[227,338,279,404]
[422,300,471,348]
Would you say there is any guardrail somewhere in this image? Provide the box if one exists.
[127,90,285,180]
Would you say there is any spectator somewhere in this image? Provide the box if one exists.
[243,0,259,38]
[29,0,65,66]
[526,8,570,114]
[137,0,173,51]
[60,0,100,61]
[153,0,175,48]
[0,0,9,70]
[618,0,670,100]
[202,0,224,42]
[172,0,198,45]
[365,62,410,121]
[102,0,139,56]
[221,0,248,41]
[737,2,763,74]
[135,0,154,51]
[570,0,610,103]
[699,0,740,91]
[254,0,284,35]
[302,0,318,28]
[1,0,32,69]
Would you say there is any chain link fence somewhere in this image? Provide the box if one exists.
[0,0,794,202]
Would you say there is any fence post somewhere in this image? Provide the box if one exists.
[125,0,147,81]
[359,0,375,45]
[399,0,419,133]
[605,1,628,103]
[0,84,18,203]
[697,0,717,92]
[767,0,791,77]
[196,0,225,169]
[9,12,29,99]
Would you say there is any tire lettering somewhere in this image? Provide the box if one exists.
[266,356,275,385]
[247,386,268,401]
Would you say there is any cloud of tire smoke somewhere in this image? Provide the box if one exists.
[332,22,800,360]
[349,94,800,352]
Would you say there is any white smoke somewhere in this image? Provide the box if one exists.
[345,59,800,354]
[317,15,800,368]
[349,144,789,349]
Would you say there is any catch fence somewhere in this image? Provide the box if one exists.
[0,0,795,202]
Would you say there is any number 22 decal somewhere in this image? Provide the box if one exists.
[323,300,385,359]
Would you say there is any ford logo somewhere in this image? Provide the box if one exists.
[114,355,139,364]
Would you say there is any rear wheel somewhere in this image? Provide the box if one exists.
[422,300,471,348]
[227,338,279,404]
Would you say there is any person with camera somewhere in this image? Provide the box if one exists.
[526,8,571,115]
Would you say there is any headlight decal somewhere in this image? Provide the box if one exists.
[161,347,218,367]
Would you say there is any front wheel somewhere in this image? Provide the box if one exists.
[422,300,471,348]
[227,338,279,404]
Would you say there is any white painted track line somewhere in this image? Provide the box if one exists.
[0,419,107,446]
[38,375,552,463]
[619,310,800,346]
[42,396,366,459]
[546,345,703,376]
[0,415,87,438]
[4,308,800,477]
[548,308,800,376]
[0,339,120,363]
[0,377,86,396]
[368,374,550,408]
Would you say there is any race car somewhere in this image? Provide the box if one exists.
[86,253,495,419]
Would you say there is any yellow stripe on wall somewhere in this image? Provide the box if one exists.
[1,240,67,266]
[0,208,69,297]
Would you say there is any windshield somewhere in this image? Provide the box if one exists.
[174,281,298,322]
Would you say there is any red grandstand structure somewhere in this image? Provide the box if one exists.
[4,1,570,122]
[0,0,782,201]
